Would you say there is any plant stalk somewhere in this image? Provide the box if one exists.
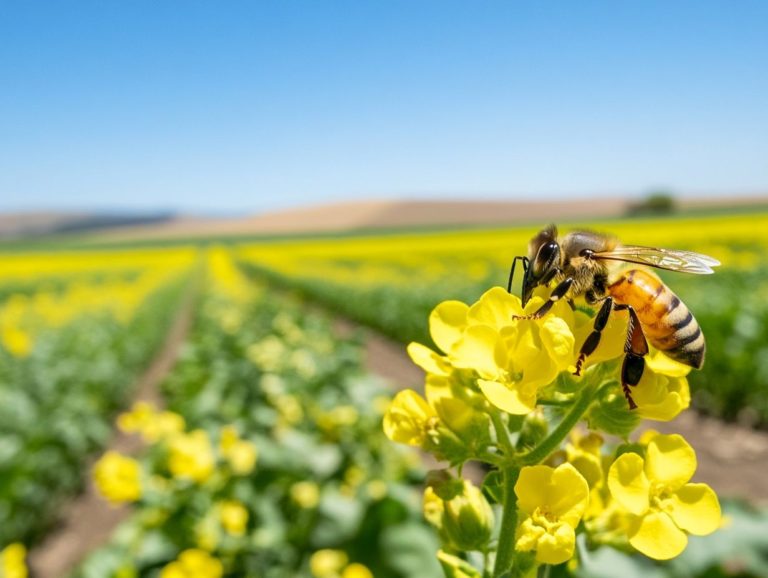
[492,465,520,578]
[518,380,600,466]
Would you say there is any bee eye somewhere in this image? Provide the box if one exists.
[534,241,560,276]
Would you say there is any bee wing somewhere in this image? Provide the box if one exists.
[592,245,721,274]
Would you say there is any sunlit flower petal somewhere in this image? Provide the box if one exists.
[535,523,576,565]
[644,434,696,490]
[478,379,537,415]
[407,342,450,376]
[628,511,688,560]
[466,287,523,328]
[430,301,469,353]
[668,483,721,536]
[607,453,650,516]
[450,325,504,377]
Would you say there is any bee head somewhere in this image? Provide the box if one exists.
[523,224,561,306]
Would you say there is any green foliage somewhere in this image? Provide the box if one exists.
[74,283,441,578]
[0,278,188,546]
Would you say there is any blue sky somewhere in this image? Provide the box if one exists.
[1,1,767,214]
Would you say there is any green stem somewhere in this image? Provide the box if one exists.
[492,465,520,578]
[518,381,599,466]
[490,410,515,456]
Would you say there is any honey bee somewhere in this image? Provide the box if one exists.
[508,225,720,409]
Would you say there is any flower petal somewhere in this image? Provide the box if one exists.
[645,434,696,490]
[645,348,692,377]
[451,325,502,377]
[467,287,523,328]
[515,465,554,515]
[607,453,650,516]
[634,371,690,422]
[478,379,537,415]
[430,301,469,353]
[628,511,688,560]
[407,342,450,376]
[547,463,590,526]
[535,523,576,565]
[668,483,721,536]
[539,316,576,367]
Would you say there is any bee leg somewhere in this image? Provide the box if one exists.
[614,305,648,410]
[573,297,614,376]
[507,256,529,293]
[513,277,573,320]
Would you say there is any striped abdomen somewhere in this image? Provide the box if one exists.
[608,269,705,368]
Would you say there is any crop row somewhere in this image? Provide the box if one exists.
[0,250,196,546]
[75,249,439,578]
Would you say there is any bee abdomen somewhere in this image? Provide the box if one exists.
[608,269,705,369]
[655,300,705,369]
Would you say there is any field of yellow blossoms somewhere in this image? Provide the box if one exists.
[1,212,767,578]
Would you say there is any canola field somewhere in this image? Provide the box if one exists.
[0,248,196,546]
[1,212,767,578]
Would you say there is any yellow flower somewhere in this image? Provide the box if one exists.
[219,426,258,475]
[117,401,154,434]
[607,434,721,560]
[341,563,373,578]
[515,463,590,565]
[93,451,142,505]
[382,390,438,447]
[118,402,186,443]
[291,480,321,509]
[219,500,249,536]
[1,543,28,578]
[159,549,223,578]
[442,288,576,414]
[1,326,33,358]
[148,411,186,442]
[633,362,691,422]
[309,549,348,578]
[168,430,215,483]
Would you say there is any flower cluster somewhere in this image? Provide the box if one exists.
[92,402,260,576]
[384,287,721,575]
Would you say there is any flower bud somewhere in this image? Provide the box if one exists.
[441,480,494,551]
[383,390,437,448]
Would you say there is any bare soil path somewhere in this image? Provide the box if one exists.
[357,325,768,505]
[28,285,198,578]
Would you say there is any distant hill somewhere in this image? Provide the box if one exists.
[0,212,175,239]
[86,195,768,243]
[3,195,767,244]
